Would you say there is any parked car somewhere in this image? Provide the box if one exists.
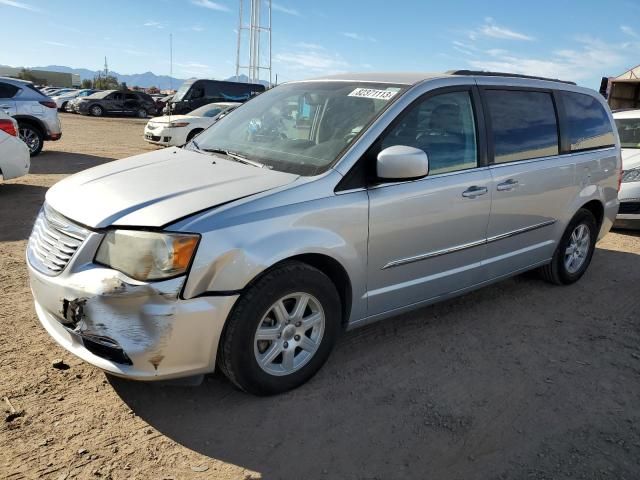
[164,79,264,114]
[144,102,240,146]
[0,76,62,156]
[0,110,30,182]
[52,89,97,111]
[75,90,157,117]
[27,71,620,395]
[613,109,640,228]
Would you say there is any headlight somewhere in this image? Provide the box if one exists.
[95,230,199,281]
[622,168,640,183]
[168,121,190,128]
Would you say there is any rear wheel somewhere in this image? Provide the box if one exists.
[90,104,103,117]
[218,262,341,395]
[60,101,68,112]
[539,208,598,285]
[18,123,43,156]
[137,108,147,118]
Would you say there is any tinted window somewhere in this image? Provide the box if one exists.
[124,93,138,101]
[109,93,123,101]
[486,90,558,163]
[0,82,20,98]
[381,91,478,174]
[562,92,615,151]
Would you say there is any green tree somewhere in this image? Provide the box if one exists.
[92,73,119,90]
[81,79,93,89]
[17,68,38,83]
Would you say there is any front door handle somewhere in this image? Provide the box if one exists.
[462,186,488,198]
[496,179,519,191]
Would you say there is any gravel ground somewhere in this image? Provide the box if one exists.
[1,113,639,480]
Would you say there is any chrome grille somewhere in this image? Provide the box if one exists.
[27,205,90,275]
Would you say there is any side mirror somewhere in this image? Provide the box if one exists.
[376,145,429,180]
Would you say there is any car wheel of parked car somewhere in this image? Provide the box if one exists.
[540,208,598,285]
[137,108,147,118]
[18,123,43,156]
[60,102,68,112]
[90,105,104,117]
[218,261,341,395]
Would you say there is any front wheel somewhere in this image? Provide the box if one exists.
[539,208,598,285]
[90,104,103,117]
[218,262,341,395]
[137,108,147,118]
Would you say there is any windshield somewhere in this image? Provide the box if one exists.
[190,81,406,176]
[616,118,640,148]
[173,81,194,102]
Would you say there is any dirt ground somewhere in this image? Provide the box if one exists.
[1,113,639,480]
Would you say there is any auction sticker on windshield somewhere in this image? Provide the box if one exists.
[348,88,398,100]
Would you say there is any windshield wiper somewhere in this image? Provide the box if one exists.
[202,148,269,169]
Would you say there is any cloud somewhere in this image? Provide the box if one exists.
[342,32,376,42]
[144,20,165,28]
[0,0,40,11]
[191,25,205,32]
[621,25,638,38]
[476,17,534,41]
[191,0,230,12]
[274,48,348,74]
[272,2,300,16]
[467,37,624,82]
[44,41,73,48]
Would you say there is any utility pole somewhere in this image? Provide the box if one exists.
[103,56,108,76]
[235,0,272,85]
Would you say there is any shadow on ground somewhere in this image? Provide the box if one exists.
[29,151,115,175]
[0,152,113,241]
[110,247,640,479]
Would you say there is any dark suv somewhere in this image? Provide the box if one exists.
[75,90,157,118]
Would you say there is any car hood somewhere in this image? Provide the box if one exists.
[45,148,298,228]
[622,148,640,171]
[148,115,197,124]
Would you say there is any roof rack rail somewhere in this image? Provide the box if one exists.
[446,70,576,85]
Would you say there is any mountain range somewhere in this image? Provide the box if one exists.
[15,65,268,90]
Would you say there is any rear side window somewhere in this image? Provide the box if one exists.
[485,90,559,163]
[0,82,20,98]
[561,92,615,151]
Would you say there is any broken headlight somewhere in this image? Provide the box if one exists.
[622,168,640,183]
[95,230,199,281]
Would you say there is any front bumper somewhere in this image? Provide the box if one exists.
[144,125,182,146]
[615,181,640,229]
[28,259,238,380]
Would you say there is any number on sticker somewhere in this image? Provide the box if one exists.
[348,88,398,100]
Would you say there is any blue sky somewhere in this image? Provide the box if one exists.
[1,0,639,88]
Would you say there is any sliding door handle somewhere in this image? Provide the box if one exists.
[462,186,488,198]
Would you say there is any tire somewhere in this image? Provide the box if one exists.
[185,129,203,143]
[18,123,44,156]
[218,261,341,395]
[137,108,148,118]
[539,208,598,285]
[60,102,67,112]
[89,104,103,117]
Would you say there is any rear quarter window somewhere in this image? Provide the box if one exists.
[0,82,20,99]
[561,91,615,152]
[485,90,559,163]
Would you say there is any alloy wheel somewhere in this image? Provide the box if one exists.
[564,224,591,274]
[19,127,40,153]
[253,292,325,376]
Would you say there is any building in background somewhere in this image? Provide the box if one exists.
[602,64,640,110]
[0,66,80,87]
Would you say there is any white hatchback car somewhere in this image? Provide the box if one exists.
[613,109,640,228]
[0,111,30,182]
[144,102,240,147]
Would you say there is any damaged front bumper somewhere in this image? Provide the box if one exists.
[28,262,238,380]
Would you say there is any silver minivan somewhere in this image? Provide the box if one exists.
[27,71,621,395]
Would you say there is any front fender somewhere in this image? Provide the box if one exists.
[180,190,370,322]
